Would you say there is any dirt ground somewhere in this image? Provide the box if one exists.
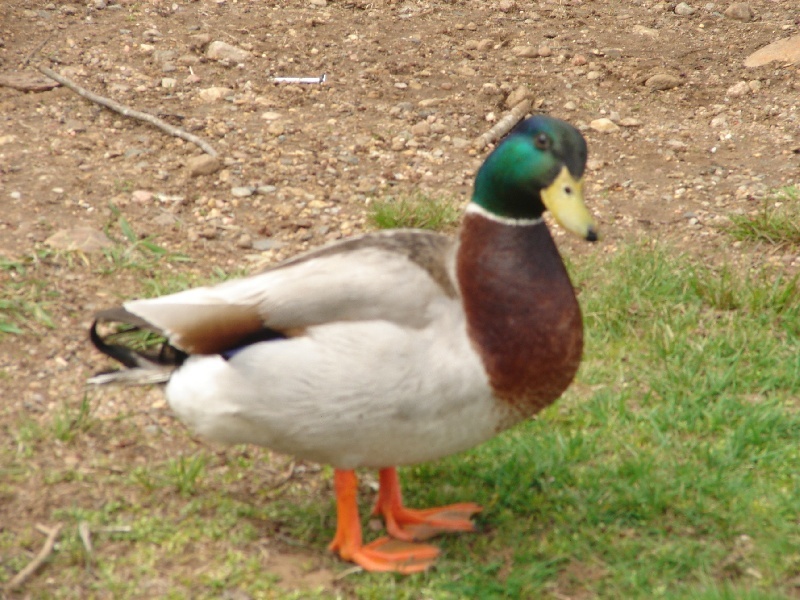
[1,0,798,595]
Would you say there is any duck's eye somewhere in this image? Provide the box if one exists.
[534,133,551,150]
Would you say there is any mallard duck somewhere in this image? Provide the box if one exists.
[89,115,598,574]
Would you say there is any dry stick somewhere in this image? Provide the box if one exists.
[7,523,63,592]
[38,66,219,158]
[22,35,53,69]
[474,98,532,151]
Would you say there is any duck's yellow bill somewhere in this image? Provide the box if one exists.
[540,166,598,242]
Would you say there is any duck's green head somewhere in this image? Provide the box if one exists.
[472,115,598,241]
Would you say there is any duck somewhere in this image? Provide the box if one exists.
[88,115,598,574]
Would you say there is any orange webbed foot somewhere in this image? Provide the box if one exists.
[333,537,440,574]
[374,468,483,542]
[329,469,441,574]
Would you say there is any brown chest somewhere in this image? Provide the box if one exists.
[456,213,583,418]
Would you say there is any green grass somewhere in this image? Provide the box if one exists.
[368,192,461,231]
[3,242,800,598]
[0,250,58,334]
[728,186,800,247]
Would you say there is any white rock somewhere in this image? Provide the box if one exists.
[590,118,620,133]
[674,2,695,15]
[511,45,538,58]
[207,41,250,63]
[198,87,233,102]
[726,81,750,97]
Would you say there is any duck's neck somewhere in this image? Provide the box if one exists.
[456,206,583,417]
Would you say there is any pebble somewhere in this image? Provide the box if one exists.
[512,46,538,58]
[411,121,431,136]
[236,234,253,249]
[572,54,587,66]
[674,2,696,16]
[590,118,620,133]
[726,81,750,97]
[186,155,222,176]
[161,77,177,88]
[710,115,728,128]
[481,82,501,95]
[45,227,114,253]
[188,33,212,51]
[505,85,529,108]
[619,117,643,127]
[724,2,754,21]
[207,41,250,63]
[231,186,255,197]
[563,101,577,111]
[645,73,681,90]
[537,45,552,57]
[586,70,603,80]
[452,137,470,149]
[131,190,153,203]
[267,121,286,136]
[198,87,233,102]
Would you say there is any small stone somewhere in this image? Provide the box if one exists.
[198,87,233,102]
[724,2,754,22]
[563,101,577,111]
[477,38,493,51]
[267,121,286,136]
[188,33,212,51]
[452,137,470,149]
[505,85,529,108]
[587,70,603,80]
[45,227,114,253]
[411,121,431,136]
[186,155,222,176]
[161,77,177,88]
[619,117,643,127]
[674,2,695,15]
[632,25,659,38]
[571,54,588,66]
[94,0,107,8]
[537,45,552,57]
[511,45,538,58]
[710,115,728,128]
[236,234,253,249]
[747,80,761,92]
[207,40,250,63]
[309,0,327,6]
[231,186,254,197]
[726,81,750,97]
[261,111,282,121]
[498,0,515,12]
[590,118,620,133]
[481,82,501,95]
[645,73,681,90]
[131,190,153,203]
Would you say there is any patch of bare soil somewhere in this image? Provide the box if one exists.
[1,0,798,595]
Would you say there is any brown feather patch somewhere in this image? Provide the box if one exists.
[456,212,583,419]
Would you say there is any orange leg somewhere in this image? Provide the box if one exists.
[327,469,439,573]
[373,467,483,542]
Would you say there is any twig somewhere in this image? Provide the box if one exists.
[37,66,219,158]
[474,98,532,151]
[22,35,52,68]
[7,523,63,591]
[78,521,93,555]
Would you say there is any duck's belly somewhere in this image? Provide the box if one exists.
[166,319,511,469]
